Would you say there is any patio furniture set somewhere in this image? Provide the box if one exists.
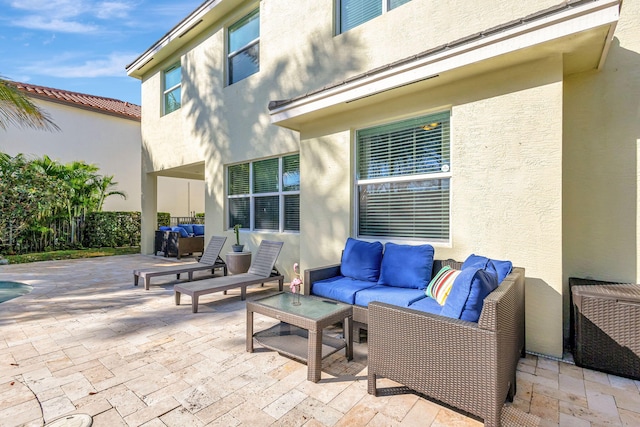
[132,234,530,426]
[155,224,206,259]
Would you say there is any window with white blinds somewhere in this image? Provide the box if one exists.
[227,154,300,233]
[337,0,412,34]
[356,112,451,241]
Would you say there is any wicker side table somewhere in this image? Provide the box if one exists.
[571,279,640,380]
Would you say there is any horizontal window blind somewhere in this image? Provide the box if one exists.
[253,158,279,194]
[284,194,300,231]
[389,0,411,9]
[356,112,451,241]
[255,196,279,230]
[228,164,249,195]
[229,198,250,229]
[283,155,300,191]
[340,0,381,33]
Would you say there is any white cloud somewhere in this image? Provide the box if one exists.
[13,16,98,33]
[20,52,138,78]
[95,1,134,19]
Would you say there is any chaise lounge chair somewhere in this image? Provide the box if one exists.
[174,240,284,313]
[134,236,228,290]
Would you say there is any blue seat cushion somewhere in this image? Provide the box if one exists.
[377,243,434,289]
[311,276,377,305]
[171,226,189,238]
[193,224,205,236]
[158,226,171,231]
[354,285,427,308]
[407,297,443,315]
[340,238,383,282]
[440,268,499,322]
[462,254,512,283]
[178,224,195,236]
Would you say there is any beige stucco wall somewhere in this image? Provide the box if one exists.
[563,0,640,338]
[135,0,638,358]
[299,56,565,357]
[0,98,141,212]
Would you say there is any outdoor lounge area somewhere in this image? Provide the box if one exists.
[1,255,639,426]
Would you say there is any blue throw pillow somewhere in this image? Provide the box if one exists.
[462,254,513,283]
[377,243,434,289]
[340,238,383,282]
[193,224,205,236]
[158,226,171,231]
[440,268,499,322]
[178,224,195,235]
[171,226,189,238]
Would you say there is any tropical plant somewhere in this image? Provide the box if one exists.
[0,77,59,131]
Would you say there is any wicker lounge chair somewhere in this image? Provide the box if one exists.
[367,265,525,427]
[174,240,284,313]
[134,236,227,290]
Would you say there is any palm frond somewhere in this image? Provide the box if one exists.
[0,78,60,131]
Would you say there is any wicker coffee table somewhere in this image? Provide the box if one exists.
[246,292,353,382]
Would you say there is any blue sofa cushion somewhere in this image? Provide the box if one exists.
[171,226,189,238]
[407,296,443,315]
[340,238,383,282]
[178,224,195,236]
[462,254,512,283]
[311,276,378,305]
[377,243,434,289]
[193,224,205,236]
[440,268,499,322]
[158,226,171,231]
[354,285,427,308]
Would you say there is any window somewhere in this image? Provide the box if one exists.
[356,112,451,241]
[337,0,411,34]
[228,154,300,232]
[163,63,181,115]
[228,9,260,85]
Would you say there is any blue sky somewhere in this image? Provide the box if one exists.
[0,0,203,105]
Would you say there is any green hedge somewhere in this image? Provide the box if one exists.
[157,212,171,227]
[83,212,141,248]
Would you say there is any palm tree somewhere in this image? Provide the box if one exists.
[94,175,127,211]
[0,77,59,131]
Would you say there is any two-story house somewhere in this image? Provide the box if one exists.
[127,0,638,359]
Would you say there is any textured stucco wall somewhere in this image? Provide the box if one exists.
[299,56,564,356]
[0,98,141,212]
[563,0,640,340]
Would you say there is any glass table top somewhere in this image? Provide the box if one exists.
[252,292,351,320]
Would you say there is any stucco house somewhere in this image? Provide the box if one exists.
[0,82,205,216]
[126,0,638,359]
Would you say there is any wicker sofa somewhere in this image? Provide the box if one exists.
[155,227,205,259]
[304,238,525,427]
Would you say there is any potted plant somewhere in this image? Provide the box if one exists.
[232,224,244,252]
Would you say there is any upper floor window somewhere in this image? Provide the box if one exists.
[228,9,260,85]
[337,0,411,34]
[163,63,181,115]
[356,111,451,242]
[227,154,300,232]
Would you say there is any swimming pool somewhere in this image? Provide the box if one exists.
[0,281,33,303]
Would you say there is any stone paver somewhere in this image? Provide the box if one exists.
[0,255,639,426]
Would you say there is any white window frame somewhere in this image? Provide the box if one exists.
[227,9,260,85]
[336,0,411,34]
[162,63,181,115]
[227,155,300,233]
[354,111,452,243]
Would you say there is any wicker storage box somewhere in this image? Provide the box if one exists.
[570,278,640,380]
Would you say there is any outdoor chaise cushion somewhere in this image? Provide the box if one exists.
[311,276,378,304]
[133,235,227,290]
[174,240,284,313]
[340,238,383,282]
[377,242,434,289]
[354,285,427,308]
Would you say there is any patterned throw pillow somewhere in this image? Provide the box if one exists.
[426,266,462,306]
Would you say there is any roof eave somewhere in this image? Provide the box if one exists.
[269,0,621,131]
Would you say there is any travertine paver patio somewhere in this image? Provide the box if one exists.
[1,255,639,427]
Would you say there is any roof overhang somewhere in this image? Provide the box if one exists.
[126,0,246,79]
[269,0,621,131]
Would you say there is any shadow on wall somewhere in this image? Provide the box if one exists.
[562,36,640,344]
